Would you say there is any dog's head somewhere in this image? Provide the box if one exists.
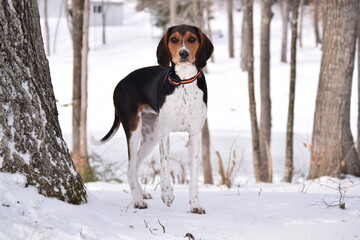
[157,24,214,70]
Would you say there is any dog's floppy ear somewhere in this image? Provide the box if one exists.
[195,28,214,70]
[156,31,171,68]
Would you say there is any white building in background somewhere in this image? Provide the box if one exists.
[37,0,124,26]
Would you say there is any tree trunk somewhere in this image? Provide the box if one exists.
[102,0,106,44]
[280,0,289,63]
[205,0,214,63]
[240,0,248,71]
[357,2,360,165]
[298,0,304,48]
[284,0,300,183]
[259,0,273,183]
[0,0,87,204]
[67,0,84,164]
[202,120,213,184]
[42,0,50,56]
[170,0,177,26]
[244,0,262,182]
[227,0,234,58]
[193,0,203,28]
[314,0,322,46]
[309,0,360,179]
[77,0,90,178]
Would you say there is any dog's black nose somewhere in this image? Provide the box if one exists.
[179,49,189,59]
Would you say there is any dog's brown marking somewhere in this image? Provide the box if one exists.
[167,31,200,65]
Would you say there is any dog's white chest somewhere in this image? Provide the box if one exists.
[160,81,207,134]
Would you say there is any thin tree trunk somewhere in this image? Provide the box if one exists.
[202,120,213,184]
[43,0,50,56]
[227,0,234,58]
[309,0,360,179]
[240,0,248,71]
[53,0,64,54]
[244,0,262,182]
[298,0,304,48]
[259,0,273,183]
[0,0,87,204]
[193,0,203,28]
[102,0,106,44]
[357,2,360,165]
[170,0,177,26]
[284,0,300,183]
[280,0,289,63]
[68,0,84,167]
[78,0,90,178]
[205,0,214,63]
[314,0,322,46]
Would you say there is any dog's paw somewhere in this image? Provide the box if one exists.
[190,207,206,214]
[161,192,175,207]
[133,200,148,209]
[142,193,152,199]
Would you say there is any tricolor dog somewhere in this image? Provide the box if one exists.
[95,24,214,214]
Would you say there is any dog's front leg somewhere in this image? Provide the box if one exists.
[188,133,205,214]
[159,134,175,207]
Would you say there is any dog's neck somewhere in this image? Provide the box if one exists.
[175,63,198,80]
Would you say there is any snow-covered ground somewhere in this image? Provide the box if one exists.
[1,1,360,239]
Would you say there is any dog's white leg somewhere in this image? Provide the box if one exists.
[135,116,159,199]
[127,117,148,209]
[159,134,175,206]
[188,133,205,214]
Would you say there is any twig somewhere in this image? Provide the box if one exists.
[158,219,166,233]
[258,188,262,197]
[125,202,132,212]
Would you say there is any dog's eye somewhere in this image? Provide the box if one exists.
[188,37,197,43]
[170,37,179,43]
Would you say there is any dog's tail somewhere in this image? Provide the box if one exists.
[91,113,121,146]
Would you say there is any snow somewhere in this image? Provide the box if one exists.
[1,1,360,239]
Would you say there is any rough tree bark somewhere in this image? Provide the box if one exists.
[357,2,360,166]
[259,0,273,183]
[227,0,234,58]
[240,0,248,71]
[0,0,87,204]
[279,0,289,63]
[309,0,360,179]
[284,0,300,183]
[244,0,262,182]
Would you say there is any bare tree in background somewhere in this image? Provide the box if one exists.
[170,0,177,25]
[244,0,263,182]
[313,0,322,46]
[309,0,360,179]
[66,0,91,179]
[193,0,213,184]
[42,0,50,56]
[227,0,234,58]
[240,0,248,71]
[279,0,289,62]
[298,0,305,48]
[0,0,87,204]
[259,0,274,183]
[284,0,300,183]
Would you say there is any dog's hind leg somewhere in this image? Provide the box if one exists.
[135,114,159,199]
[126,115,148,209]
[159,134,175,207]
